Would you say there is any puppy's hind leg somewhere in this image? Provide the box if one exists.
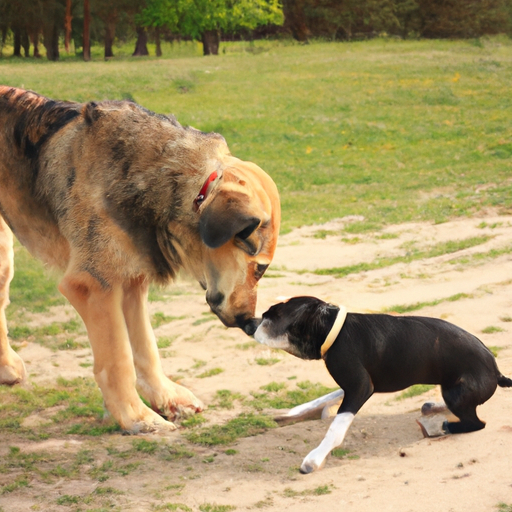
[274,389,345,426]
[441,379,489,434]
[122,277,203,422]
[0,217,26,385]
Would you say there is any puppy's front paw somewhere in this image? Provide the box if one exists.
[300,449,326,474]
[300,461,319,474]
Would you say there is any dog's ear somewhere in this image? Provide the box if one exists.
[199,189,263,250]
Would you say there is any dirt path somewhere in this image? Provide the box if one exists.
[2,213,512,512]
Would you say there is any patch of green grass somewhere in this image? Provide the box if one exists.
[224,449,238,456]
[314,236,491,278]
[383,292,473,313]
[249,380,337,411]
[396,384,435,401]
[0,376,123,437]
[449,244,512,267]
[235,341,258,350]
[56,494,82,505]
[0,476,29,495]
[132,439,159,454]
[181,414,207,428]
[160,444,194,462]
[212,390,244,409]
[198,504,236,512]
[283,485,333,497]
[255,357,280,366]
[312,229,338,239]
[497,503,512,512]
[152,312,186,328]
[157,336,175,349]
[7,318,85,352]
[192,313,217,326]
[331,448,351,458]
[185,413,276,446]
[197,368,224,378]
[260,382,287,393]
[153,504,192,512]
[487,346,503,357]
[500,315,512,322]
[482,326,505,334]
[7,244,64,314]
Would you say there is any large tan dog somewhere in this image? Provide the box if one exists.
[0,86,280,433]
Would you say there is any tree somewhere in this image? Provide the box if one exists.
[282,0,309,41]
[64,0,72,52]
[138,0,283,55]
[83,0,91,60]
[132,26,149,55]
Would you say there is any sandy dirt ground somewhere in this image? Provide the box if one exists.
[2,212,512,512]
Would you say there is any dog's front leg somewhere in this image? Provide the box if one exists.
[59,272,173,433]
[300,412,355,474]
[122,277,203,421]
[0,217,27,385]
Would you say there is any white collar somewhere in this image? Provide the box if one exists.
[320,305,347,357]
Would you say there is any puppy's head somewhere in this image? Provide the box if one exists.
[254,296,339,359]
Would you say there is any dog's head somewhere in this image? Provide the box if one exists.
[197,157,280,335]
[254,296,339,359]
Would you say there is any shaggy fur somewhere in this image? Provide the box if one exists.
[0,86,280,433]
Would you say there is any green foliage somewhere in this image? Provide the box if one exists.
[138,0,283,39]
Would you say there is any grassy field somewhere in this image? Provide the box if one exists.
[1,37,511,233]
[1,38,512,510]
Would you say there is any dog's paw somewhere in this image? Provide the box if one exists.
[150,380,204,421]
[300,450,326,474]
[300,461,318,474]
[121,407,177,435]
[0,347,27,385]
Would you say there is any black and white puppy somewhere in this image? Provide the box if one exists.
[254,296,512,474]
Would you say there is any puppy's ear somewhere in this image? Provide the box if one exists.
[199,189,262,249]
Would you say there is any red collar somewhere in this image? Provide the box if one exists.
[193,171,219,212]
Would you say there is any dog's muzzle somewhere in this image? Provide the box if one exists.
[236,316,261,336]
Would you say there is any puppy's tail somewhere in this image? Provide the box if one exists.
[498,374,512,388]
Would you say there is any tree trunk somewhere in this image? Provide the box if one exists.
[13,28,22,57]
[155,27,162,57]
[31,32,41,58]
[64,0,72,53]
[201,29,220,55]
[83,0,91,61]
[104,21,116,58]
[281,0,309,42]
[132,27,149,56]
[22,30,30,57]
[43,20,59,61]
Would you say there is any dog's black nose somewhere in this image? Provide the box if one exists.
[236,316,261,336]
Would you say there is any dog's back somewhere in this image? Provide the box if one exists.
[330,313,501,393]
